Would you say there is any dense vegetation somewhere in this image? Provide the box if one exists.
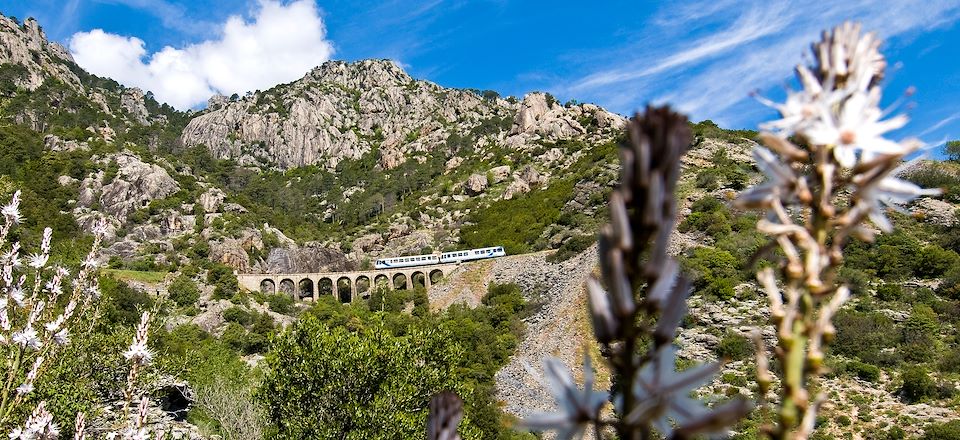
[262,283,534,439]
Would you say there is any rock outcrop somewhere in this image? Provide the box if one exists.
[180,60,625,170]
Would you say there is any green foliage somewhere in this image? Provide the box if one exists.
[875,283,904,302]
[207,264,239,300]
[922,420,960,440]
[900,366,936,403]
[715,331,753,361]
[168,274,200,307]
[264,293,294,314]
[690,120,758,144]
[833,310,900,366]
[546,234,596,262]
[460,180,574,254]
[903,162,960,202]
[260,316,468,439]
[223,306,253,325]
[98,275,154,327]
[946,141,960,162]
[843,360,881,382]
[682,246,740,299]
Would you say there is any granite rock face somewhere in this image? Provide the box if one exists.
[180,60,626,170]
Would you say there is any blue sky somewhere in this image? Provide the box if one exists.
[5,0,960,154]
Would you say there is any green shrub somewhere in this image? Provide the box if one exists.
[836,415,852,426]
[220,322,249,353]
[845,360,881,382]
[266,293,294,314]
[833,310,900,366]
[259,316,466,439]
[921,420,960,440]
[683,247,741,299]
[715,331,753,361]
[168,274,200,307]
[99,276,155,327]
[223,306,253,325]
[875,283,904,302]
[546,234,596,262]
[901,366,936,403]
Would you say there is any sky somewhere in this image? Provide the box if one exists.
[4,0,960,155]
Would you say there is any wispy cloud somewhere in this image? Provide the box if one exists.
[93,0,221,36]
[553,0,960,126]
[918,113,960,137]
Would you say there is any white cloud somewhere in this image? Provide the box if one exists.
[555,0,960,126]
[68,0,334,109]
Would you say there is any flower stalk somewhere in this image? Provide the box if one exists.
[742,22,940,439]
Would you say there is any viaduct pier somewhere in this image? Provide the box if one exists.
[237,263,459,303]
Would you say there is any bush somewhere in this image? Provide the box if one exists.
[266,293,294,314]
[833,310,899,366]
[921,420,960,440]
[259,316,467,439]
[223,307,253,326]
[168,274,200,307]
[844,360,881,382]
[546,234,596,262]
[901,366,936,403]
[99,276,154,327]
[715,332,753,361]
[683,247,741,299]
[875,283,903,302]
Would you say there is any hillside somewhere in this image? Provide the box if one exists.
[1,11,960,439]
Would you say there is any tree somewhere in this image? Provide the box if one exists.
[260,316,471,439]
[946,140,960,162]
[168,274,200,307]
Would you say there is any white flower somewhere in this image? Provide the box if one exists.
[804,89,908,167]
[27,253,49,269]
[80,255,100,269]
[9,285,25,306]
[53,329,69,346]
[39,228,52,255]
[12,326,41,350]
[737,146,796,208]
[125,312,153,364]
[855,176,941,232]
[759,66,838,137]
[522,354,608,440]
[624,345,720,436]
[2,191,22,225]
[123,341,153,364]
[15,382,33,396]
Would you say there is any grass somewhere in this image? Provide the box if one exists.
[102,269,168,284]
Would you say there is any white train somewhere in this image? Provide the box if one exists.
[374,246,506,269]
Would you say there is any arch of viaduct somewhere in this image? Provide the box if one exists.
[236,263,459,303]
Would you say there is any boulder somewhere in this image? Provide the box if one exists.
[445,156,464,171]
[518,165,546,187]
[198,187,226,213]
[489,165,511,183]
[120,88,151,125]
[211,239,251,271]
[465,173,488,195]
[502,179,531,200]
[96,152,179,222]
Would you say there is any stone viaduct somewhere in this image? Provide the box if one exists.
[236,263,459,303]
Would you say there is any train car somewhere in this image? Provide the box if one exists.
[440,246,505,264]
[374,253,440,269]
[373,246,507,269]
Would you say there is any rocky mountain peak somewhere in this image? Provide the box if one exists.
[0,14,81,91]
[181,59,626,171]
[305,59,413,89]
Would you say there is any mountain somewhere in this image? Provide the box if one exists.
[2,12,960,439]
[181,59,625,170]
